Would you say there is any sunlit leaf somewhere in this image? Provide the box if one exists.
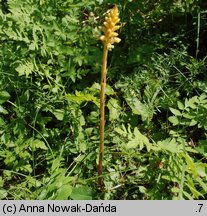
[177,101,185,110]
[70,186,92,200]
[169,107,182,116]
[56,185,72,200]
[0,105,8,114]
[0,190,8,199]
[124,94,152,121]
[32,139,48,150]
[0,91,10,104]
[168,116,179,125]
[107,98,121,121]
[53,109,64,121]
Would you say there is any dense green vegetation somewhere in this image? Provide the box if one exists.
[0,0,207,200]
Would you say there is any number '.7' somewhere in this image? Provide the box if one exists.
[197,204,203,213]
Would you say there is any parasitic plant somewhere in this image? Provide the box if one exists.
[98,5,121,186]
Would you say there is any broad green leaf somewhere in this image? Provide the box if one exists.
[87,111,99,124]
[70,186,92,200]
[89,82,100,92]
[177,101,184,110]
[0,190,7,199]
[67,91,99,107]
[107,98,121,121]
[124,95,152,121]
[195,140,207,156]
[53,109,64,120]
[97,0,103,4]
[80,115,85,126]
[171,187,180,193]
[114,127,125,135]
[138,186,147,194]
[78,140,87,153]
[26,176,41,188]
[73,55,83,66]
[85,128,93,136]
[33,139,48,150]
[189,119,197,126]
[199,93,207,101]
[56,185,72,200]
[16,62,34,77]
[0,91,10,104]
[126,140,138,149]
[169,107,182,116]
[18,150,31,158]
[168,116,179,125]
[186,97,198,109]
[20,164,32,173]
[52,86,60,93]
[133,127,151,151]
[37,189,47,200]
[0,105,8,114]
[0,118,5,125]
[105,85,115,95]
[158,138,185,154]
[89,83,115,95]
[194,163,207,178]
[183,113,193,119]
[51,158,62,173]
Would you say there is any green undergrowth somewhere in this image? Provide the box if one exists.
[0,0,207,199]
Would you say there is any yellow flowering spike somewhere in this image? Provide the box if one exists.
[100,5,121,50]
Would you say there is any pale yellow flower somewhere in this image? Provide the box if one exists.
[100,6,121,50]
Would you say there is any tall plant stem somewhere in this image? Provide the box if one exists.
[98,44,108,181]
[97,5,121,188]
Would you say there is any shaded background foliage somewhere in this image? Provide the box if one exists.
[0,0,207,199]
